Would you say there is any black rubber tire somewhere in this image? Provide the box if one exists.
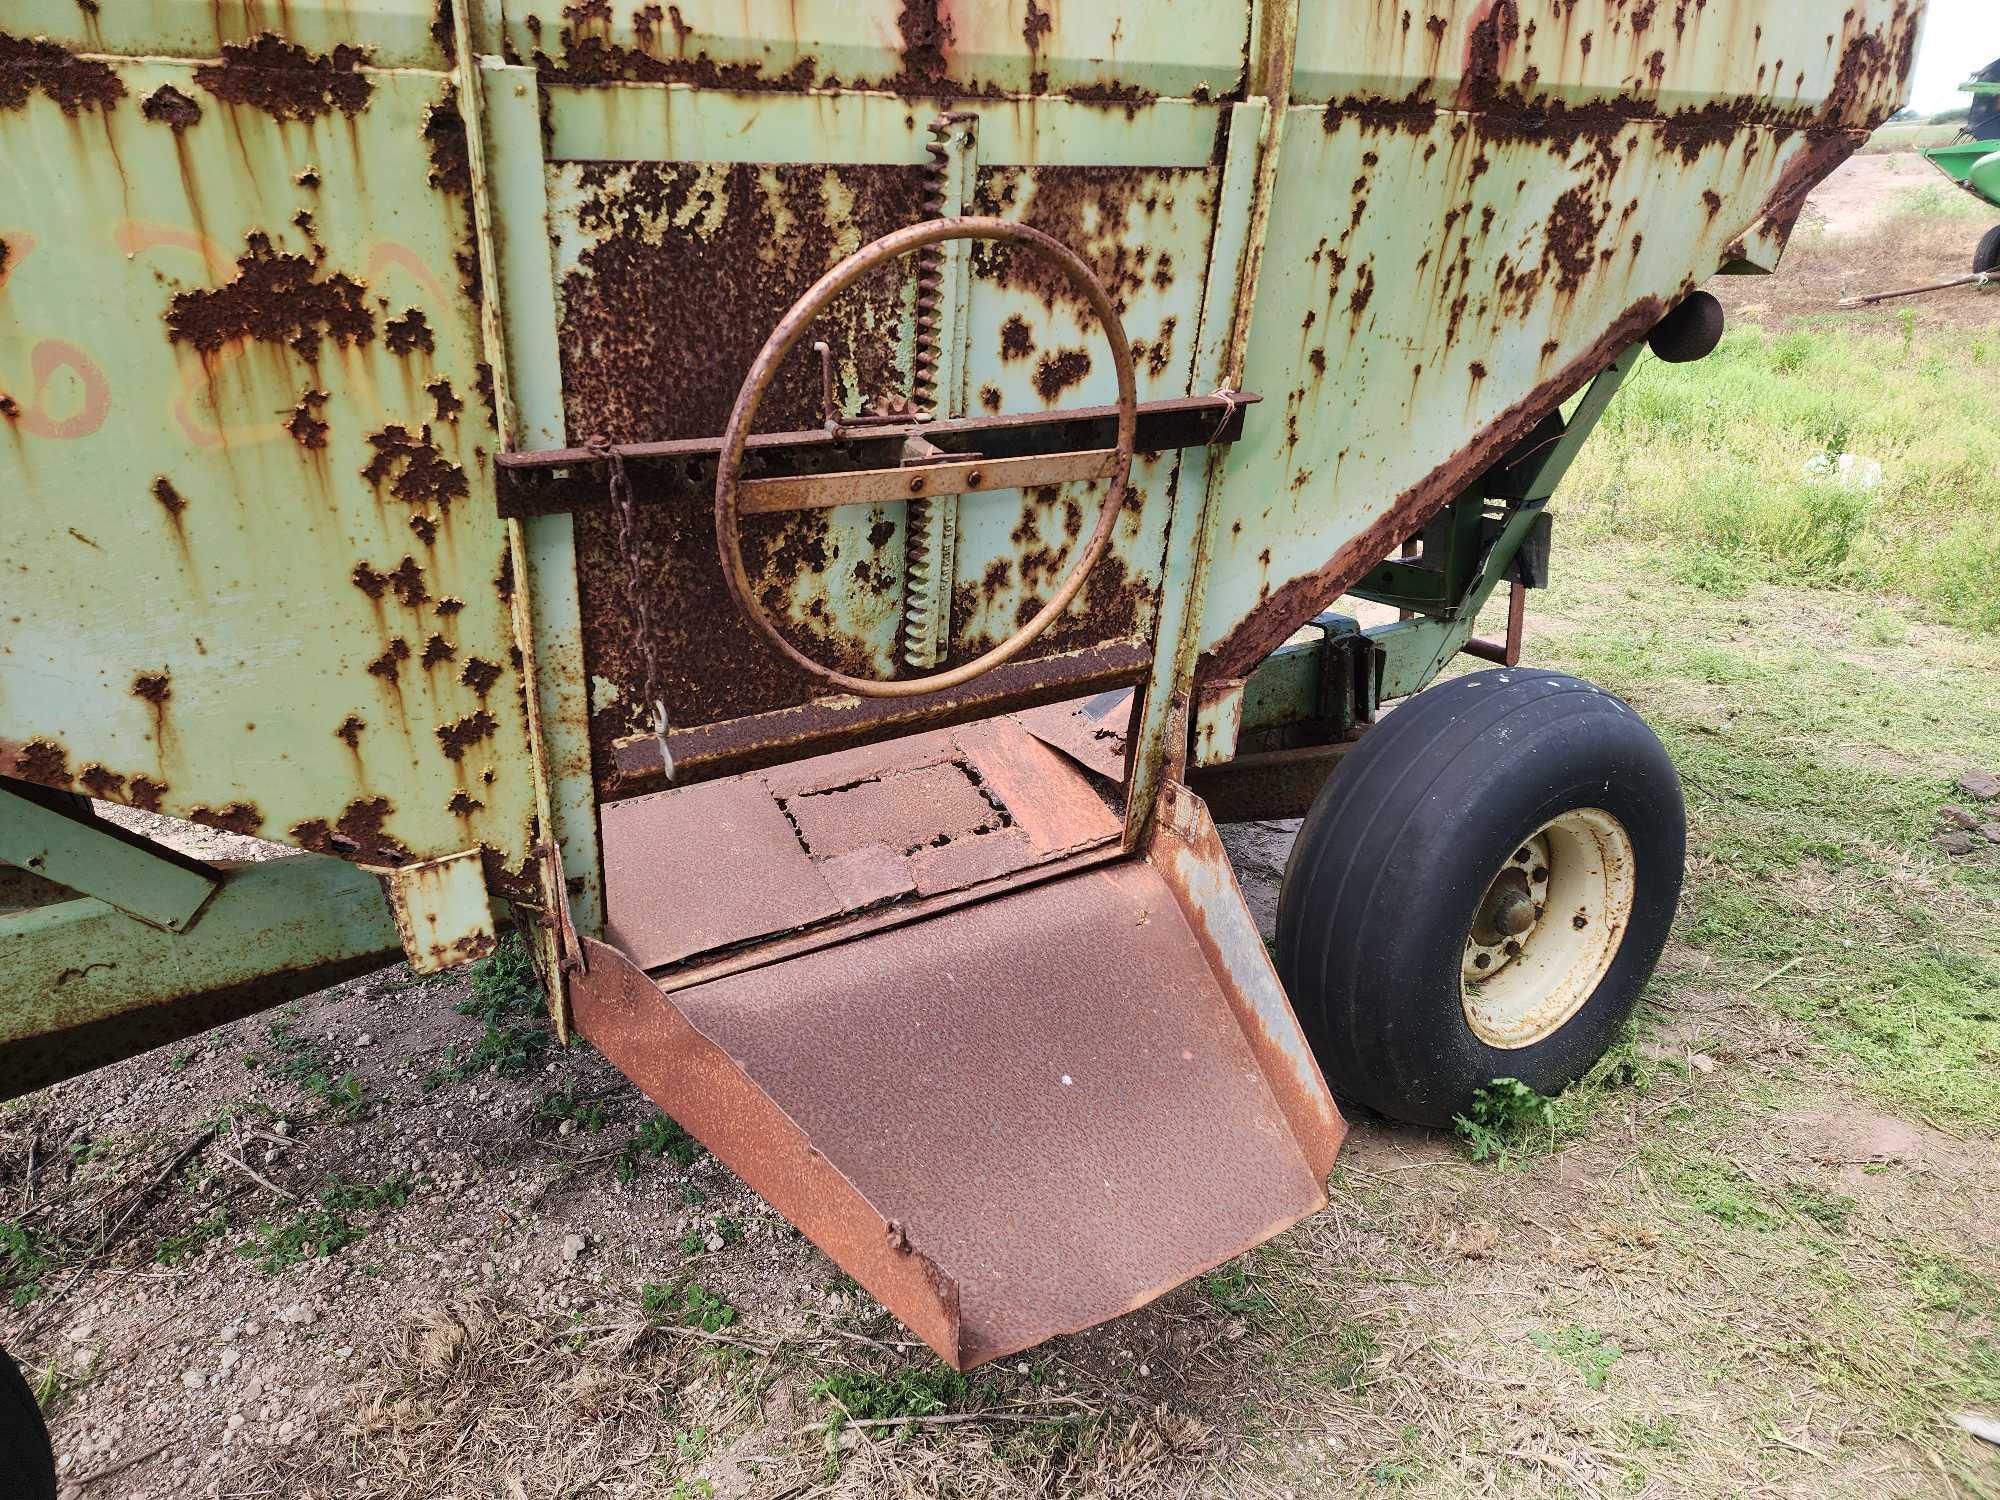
[1,1346,56,1500]
[1975,224,2000,278]
[1275,669,1685,1129]
[1647,291,1725,364]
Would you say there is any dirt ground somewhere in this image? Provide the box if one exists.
[5,159,1999,1500]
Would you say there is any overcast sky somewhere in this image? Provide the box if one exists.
[1908,0,1999,114]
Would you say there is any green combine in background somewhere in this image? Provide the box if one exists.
[1924,58,2000,272]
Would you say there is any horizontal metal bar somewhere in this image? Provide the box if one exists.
[740,448,1118,514]
[494,394,1258,518]
[1,785,220,933]
[612,640,1150,792]
[1187,742,1361,824]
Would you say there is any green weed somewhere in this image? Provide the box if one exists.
[640,1278,737,1333]
[239,1173,412,1273]
[0,1221,57,1306]
[1530,1325,1624,1390]
[154,1208,229,1266]
[254,1012,376,1121]
[813,1364,969,1432]
[427,933,548,1086]
[616,1114,701,1181]
[1453,1078,1557,1163]
[532,1082,608,1135]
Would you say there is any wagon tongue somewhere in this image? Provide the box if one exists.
[571,768,1343,1370]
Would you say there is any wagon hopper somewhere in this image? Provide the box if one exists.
[1,0,1925,1373]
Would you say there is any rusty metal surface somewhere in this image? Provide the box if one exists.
[601,712,1122,972]
[580,852,1330,1370]
[570,935,965,1362]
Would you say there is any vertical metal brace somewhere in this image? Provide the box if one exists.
[901,113,979,670]
[449,10,586,1025]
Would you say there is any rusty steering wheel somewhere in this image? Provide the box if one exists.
[713,217,1137,699]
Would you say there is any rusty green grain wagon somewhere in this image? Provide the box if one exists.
[0,0,1925,1451]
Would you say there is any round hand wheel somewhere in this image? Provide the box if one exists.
[713,216,1137,699]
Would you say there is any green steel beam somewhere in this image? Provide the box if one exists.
[0,785,219,932]
[0,853,401,1100]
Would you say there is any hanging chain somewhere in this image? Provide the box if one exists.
[587,434,674,782]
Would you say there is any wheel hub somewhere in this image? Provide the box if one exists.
[1460,810,1637,1050]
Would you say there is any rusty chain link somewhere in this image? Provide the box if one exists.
[587,434,673,782]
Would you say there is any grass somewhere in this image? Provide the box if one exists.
[239,1174,413,1274]
[1563,319,2000,632]
[640,1279,737,1334]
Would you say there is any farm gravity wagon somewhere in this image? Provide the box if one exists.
[1,0,1925,1381]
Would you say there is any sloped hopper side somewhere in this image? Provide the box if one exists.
[572,780,1344,1370]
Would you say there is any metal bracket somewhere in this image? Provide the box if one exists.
[0,783,220,932]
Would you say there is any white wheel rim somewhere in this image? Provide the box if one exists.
[1460,808,1636,1050]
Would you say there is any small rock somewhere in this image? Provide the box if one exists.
[1937,830,1977,857]
[226,1414,244,1431]
[182,1368,205,1391]
[557,1118,576,1138]
[275,1302,315,1327]
[1956,769,2000,802]
[560,1233,586,1264]
[356,1033,373,1048]
[1983,822,2000,846]
[272,1120,291,1138]
[217,1349,241,1373]
[704,1232,725,1253]
[1688,1052,1718,1074]
[1940,804,1982,831]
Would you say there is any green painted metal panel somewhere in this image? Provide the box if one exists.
[0,50,541,895]
[0,853,400,1099]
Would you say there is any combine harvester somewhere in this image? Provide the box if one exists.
[0,0,1926,1469]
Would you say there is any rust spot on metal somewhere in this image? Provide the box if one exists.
[410,513,439,545]
[426,376,462,423]
[979,384,1002,413]
[999,315,1035,361]
[127,775,166,811]
[460,657,502,696]
[420,634,456,669]
[132,672,171,707]
[164,233,374,358]
[447,790,484,817]
[367,638,411,679]
[361,426,467,509]
[384,308,435,356]
[535,0,816,88]
[151,477,188,519]
[78,765,125,798]
[1544,186,1606,294]
[436,709,498,761]
[422,89,471,194]
[291,797,407,863]
[434,595,465,616]
[193,35,374,124]
[0,32,125,116]
[1032,348,1090,403]
[140,83,201,130]
[286,388,330,449]
[190,803,263,836]
[335,716,365,747]
[9,740,71,789]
